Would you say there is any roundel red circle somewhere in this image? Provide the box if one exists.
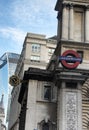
[61,50,81,69]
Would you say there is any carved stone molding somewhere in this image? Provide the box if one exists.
[66,92,77,130]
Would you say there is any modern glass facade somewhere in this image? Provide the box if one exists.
[0,53,19,125]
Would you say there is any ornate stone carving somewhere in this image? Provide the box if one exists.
[66,92,77,130]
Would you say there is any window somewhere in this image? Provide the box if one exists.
[77,50,83,63]
[48,48,55,54]
[44,85,51,100]
[30,55,40,62]
[43,83,57,101]
[77,50,83,58]
[32,44,41,52]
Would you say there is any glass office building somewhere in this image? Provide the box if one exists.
[0,52,19,124]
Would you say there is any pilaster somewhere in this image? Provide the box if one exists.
[62,4,68,40]
[69,4,74,40]
[57,80,82,130]
[85,5,89,42]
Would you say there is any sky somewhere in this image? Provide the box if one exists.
[0,0,57,57]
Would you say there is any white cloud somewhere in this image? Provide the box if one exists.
[0,0,57,56]
[0,27,26,56]
[10,0,57,32]
[0,27,26,45]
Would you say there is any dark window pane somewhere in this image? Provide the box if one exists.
[44,86,51,100]
[66,82,77,89]
[77,51,83,58]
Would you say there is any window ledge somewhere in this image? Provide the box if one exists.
[36,99,56,104]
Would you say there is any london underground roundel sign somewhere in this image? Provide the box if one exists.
[59,50,82,69]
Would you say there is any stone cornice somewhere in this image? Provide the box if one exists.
[58,39,89,49]
[18,68,54,104]
[24,68,53,81]
[55,0,89,11]
[18,67,89,104]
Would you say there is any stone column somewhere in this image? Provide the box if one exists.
[69,4,74,40]
[62,4,68,40]
[85,6,89,42]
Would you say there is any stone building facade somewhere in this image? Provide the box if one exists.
[8,33,57,130]
[17,0,89,130]
[8,0,89,130]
